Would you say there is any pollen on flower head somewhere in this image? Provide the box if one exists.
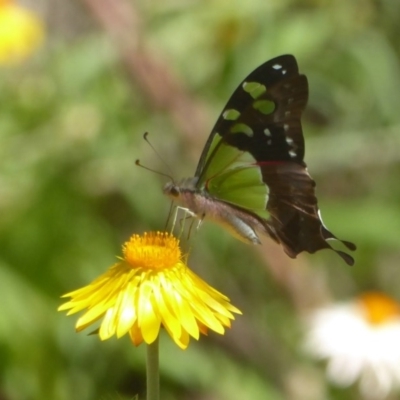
[358,291,400,325]
[123,231,182,270]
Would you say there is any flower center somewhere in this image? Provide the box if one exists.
[359,292,400,325]
[123,232,182,270]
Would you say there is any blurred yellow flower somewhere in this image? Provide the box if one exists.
[59,232,241,349]
[305,292,400,400]
[0,0,44,65]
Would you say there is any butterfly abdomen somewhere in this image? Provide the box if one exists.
[195,197,265,244]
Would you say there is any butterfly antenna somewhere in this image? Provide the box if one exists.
[135,159,174,181]
[142,132,175,178]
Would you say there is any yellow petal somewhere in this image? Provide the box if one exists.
[129,320,144,346]
[138,280,161,344]
[115,283,137,338]
[153,276,182,338]
[99,307,117,340]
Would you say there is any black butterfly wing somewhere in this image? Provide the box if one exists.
[195,55,355,265]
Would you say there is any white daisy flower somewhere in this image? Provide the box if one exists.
[305,292,400,400]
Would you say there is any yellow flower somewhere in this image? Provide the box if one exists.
[59,232,241,349]
[0,0,44,65]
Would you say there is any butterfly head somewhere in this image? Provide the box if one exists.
[163,177,200,209]
[163,177,198,198]
[163,181,181,199]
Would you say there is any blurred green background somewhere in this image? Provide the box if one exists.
[1,0,400,399]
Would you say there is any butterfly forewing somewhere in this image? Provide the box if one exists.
[196,55,307,184]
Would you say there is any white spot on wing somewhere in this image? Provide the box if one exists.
[283,124,289,132]
[286,137,293,145]
[264,128,272,137]
[289,150,297,158]
[272,63,282,70]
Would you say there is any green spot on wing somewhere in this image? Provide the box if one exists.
[253,99,275,115]
[230,123,253,136]
[242,81,267,99]
[223,109,241,120]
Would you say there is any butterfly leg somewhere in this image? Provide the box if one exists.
[172,206,195,239]
[196,215,204,230]
[185,212,204,241]
[176,206,195,218]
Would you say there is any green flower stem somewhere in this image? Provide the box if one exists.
[146,336,159,400]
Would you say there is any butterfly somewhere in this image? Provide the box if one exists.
[163,54,356,265]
